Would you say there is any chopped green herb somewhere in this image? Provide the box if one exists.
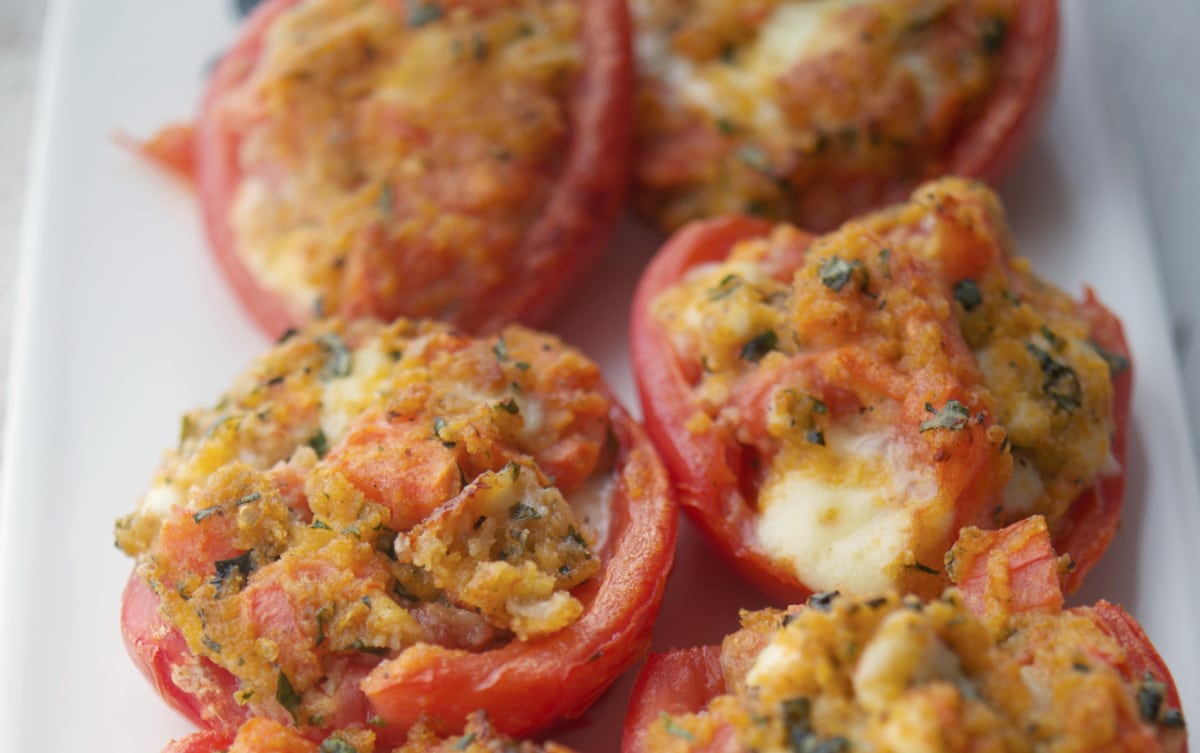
[1025,342,1081,412]
[277,327,299,344]
[509,502,542,521]
[919,400,970,432]
[311,519,332,531]
[736,145,770,173]
[707,273,742,300]
[433,417,456,448]
[906,560,940,575]
[806,429,825,446]
[1162,708,1186,729]
[496,398,520,414]
[514,361,531,371]
[1138,672,1167,723]
[316,333,352,380]
[378,183,393,214]
[878,248,892,278]
[566,525,588,548]
[367,716,388,728]
[316,606,331,646]
[320,738,358,753]
[716,116,736,135]
[819,257,855,292]
[406,0,443,27]
[201,635,221,653]
[1039,325,1066,351]
[492,336,508,362]
[740,330,778,362]
[812,398,827,414]
[953,279,982,311]
[452,733,476,751]
[193,504,223,524]
[659,712,695,742]
[1089,339,1130,376]
[806,591,839,612]
[980,17,1008,54]
[345,639,389,656]
[309,429,329,457]
[212,551,255,594]
[276,671,302,722]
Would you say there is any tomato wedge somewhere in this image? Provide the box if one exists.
[187,0,631,338]
[622,517,1188,753]
[629,178,1131,603]
[118,321,676,745]
[631,0,1059,232]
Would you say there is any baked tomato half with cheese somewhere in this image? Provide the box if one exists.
[187,0,630,338]
[631,0,1057,232]
[116,319,675,744]
[629,177,1130,603]
[622,517,1188,753]
[163,711,577,753]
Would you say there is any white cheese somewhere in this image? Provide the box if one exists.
[755,425,942,594]
[319,343,392,443]
[141,483,183,519]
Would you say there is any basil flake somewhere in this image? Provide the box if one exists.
[316,333,352,380]
[1025,342,1082,412]
[276,671,302,722]
[953,279,982,311]
[919,400,970,432]
[320,738,359,753]
[740,330,778,362]
[659,712,695,741]
[819,257,856,292]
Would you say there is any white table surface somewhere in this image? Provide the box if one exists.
[13,0,1200,476]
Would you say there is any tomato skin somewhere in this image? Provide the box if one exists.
[621,648,727,753]
[629,213,1131,604]
[195,0,632,339]
[121,400,676,744]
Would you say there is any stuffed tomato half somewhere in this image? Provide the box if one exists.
[630,177,1130,603]
[631,0,1058,233]
[162,711,577,753]
[173,0,632,337]
[623,516,1187,753]
[116,319,676,744]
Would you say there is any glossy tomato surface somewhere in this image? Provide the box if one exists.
[629,201,1131,604]
[194,0,632,338]
[122,396,676,745]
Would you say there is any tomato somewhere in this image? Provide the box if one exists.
[161,712,577,753]
[629,180,1131,604]
[119,322,677,745]
[191,0,631,338]
[631,0,1059,233]
[622,517,1188,753]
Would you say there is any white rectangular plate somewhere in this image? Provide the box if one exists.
[1,1,1196,750]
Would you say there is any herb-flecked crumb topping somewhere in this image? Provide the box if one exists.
[115,318,613,729]
[647,591,1185,753]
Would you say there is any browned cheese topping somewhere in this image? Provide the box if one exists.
[633,0,1015,231]
[222,0,581,320]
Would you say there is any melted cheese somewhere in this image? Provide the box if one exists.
[756,426,939,594]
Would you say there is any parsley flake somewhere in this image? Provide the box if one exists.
[919,400,970,432]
